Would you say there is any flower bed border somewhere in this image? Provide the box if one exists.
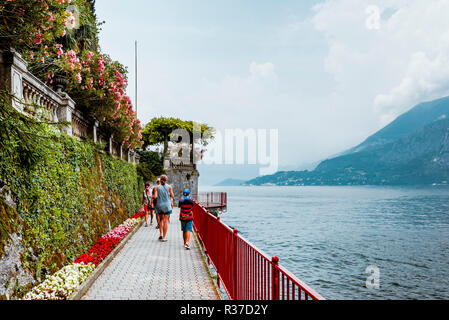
[69,221,143,300]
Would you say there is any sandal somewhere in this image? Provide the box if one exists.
[185,244,190,250]
[158,236,163,240]
[161,239,168,242]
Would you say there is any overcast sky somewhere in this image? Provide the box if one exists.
[96,0,449,184]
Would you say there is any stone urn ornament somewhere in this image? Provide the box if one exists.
[53,72,70,93]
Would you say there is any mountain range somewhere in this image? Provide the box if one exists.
[246,96,449,186]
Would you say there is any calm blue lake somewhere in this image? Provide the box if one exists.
[200,186,449,300]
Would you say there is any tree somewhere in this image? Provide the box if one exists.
[142,117,187,154]
[141,117,214,163]
[183,120,215,164]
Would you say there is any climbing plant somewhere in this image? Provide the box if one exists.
[0,96,141,298]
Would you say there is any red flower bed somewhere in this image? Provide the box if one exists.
[74,236,121,266]
[130,211,145,220]
[74,217,141,266]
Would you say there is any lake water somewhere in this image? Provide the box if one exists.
[200,186,449,300]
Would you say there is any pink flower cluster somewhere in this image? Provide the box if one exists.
[46,47,142,147]
[104,225,133,241]
[75,52,143,148]
[9,0,143,148]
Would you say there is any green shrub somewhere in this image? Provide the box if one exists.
[0,100,141,294]
[136,150,165,182]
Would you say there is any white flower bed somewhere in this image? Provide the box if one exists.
[120,217,143,228]
[24,215,143,300]
[24,263,95,300]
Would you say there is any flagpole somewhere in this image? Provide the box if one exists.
[135,40,138,117]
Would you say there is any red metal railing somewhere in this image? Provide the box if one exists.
[192,202,324,300]
[192,192,227,208]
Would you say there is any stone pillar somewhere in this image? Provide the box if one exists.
[93,121,99,143]
[120,144,123,160]
[57,92,75,136]
[109,136,113,155]
[0,49,27,111]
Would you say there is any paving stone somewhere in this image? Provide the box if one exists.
[82,208,219,300]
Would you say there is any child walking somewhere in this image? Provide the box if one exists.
[142,182,153,227]
[179,189,194,250]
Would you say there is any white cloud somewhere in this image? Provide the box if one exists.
[97,0,449,174]
[249,62,276,78]
[312,0,449,125]
[185,61,280,128]
[375,52,449,124]
[143,1,449,169]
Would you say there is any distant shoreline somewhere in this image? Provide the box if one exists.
[201,183,449,188]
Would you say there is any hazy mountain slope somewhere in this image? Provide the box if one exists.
[345,96,449,154]
[246,118,449,186]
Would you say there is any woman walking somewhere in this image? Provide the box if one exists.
[153,178,161,229]
[152,175,174,242]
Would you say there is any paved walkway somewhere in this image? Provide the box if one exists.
[82,208,220,300]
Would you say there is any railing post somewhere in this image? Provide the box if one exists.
[204,208,208,243]
[207,193,209,208]
[205,209,211,265]
[216,217,220,289]
[272,256,280,300]
[233,228,238,300]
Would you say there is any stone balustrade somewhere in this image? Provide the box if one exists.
[72,109,90,139]
[0,48,138,164]
[164,157,196,171]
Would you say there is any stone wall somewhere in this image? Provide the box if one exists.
[0,190,35,299]
[165,168,199,205]
[0,233,35,299]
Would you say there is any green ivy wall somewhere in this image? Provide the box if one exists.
[0,113,143,299]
